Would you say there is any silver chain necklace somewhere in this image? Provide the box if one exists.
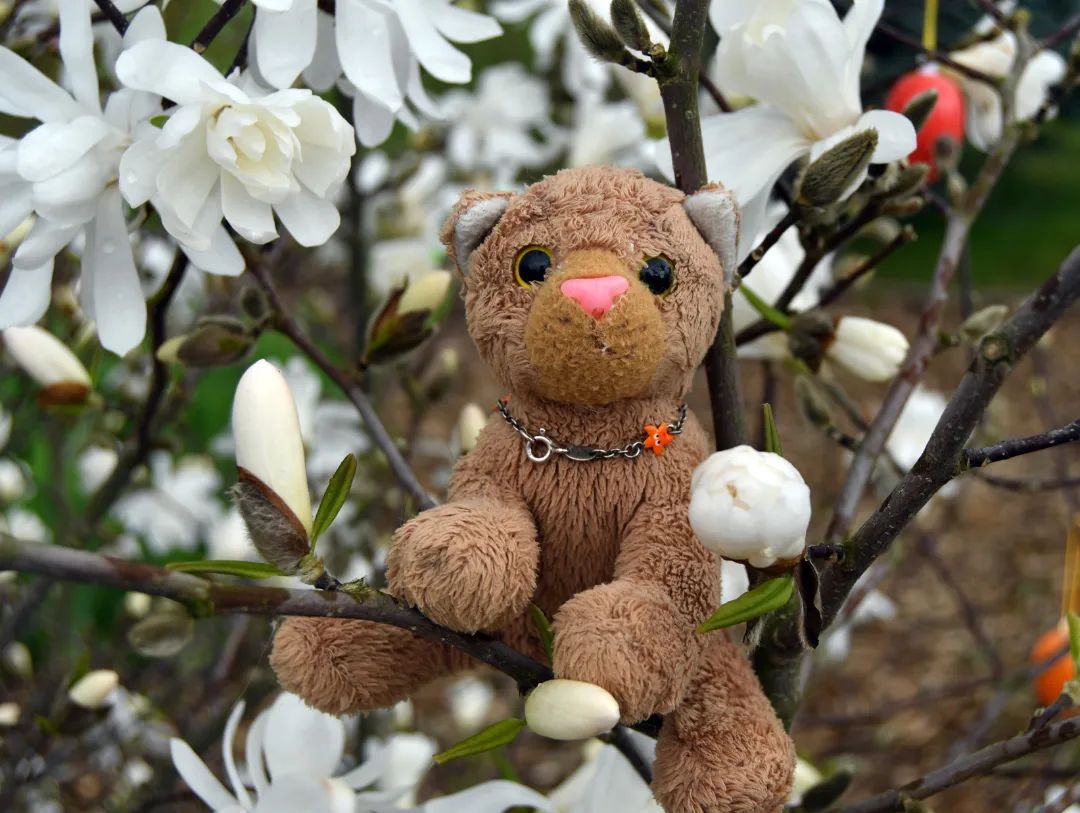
[495,399,688,463]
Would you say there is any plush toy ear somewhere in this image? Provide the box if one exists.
[682,183,740,288]
[441,190,513,275]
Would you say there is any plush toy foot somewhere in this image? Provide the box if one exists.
[386,499,538,633]
[652,635,794,813]
[270,617,465,715]
[551,581,700,722]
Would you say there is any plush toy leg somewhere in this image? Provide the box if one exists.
[651,635,794,813]
[270,617,466,716]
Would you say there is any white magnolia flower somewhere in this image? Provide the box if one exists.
[78,446,120,495]
[367,238,442,300]
[0,3,167,354]
[113,453,225,554]
[719,559,750,604]
[0,459,26,502]
[886,386,947,471]
[492,0,665,99]
[68,669,120,709]
[525,679,621,741]
[567,94,647,169]
[689,445,811,568]
[172,692,555,813]
[5,507,50,543]
[949,31,1066,150]
[0,701,19,726]
[2,325,91,389]
[232,360,313,532]
[117,42,355,252]
[789,758,824,806]
[548,730,660,813]
[442,63,564,186]
[826,316,908,382]
[445,676,495,731]
[251,0,501,147]
[673,0,915,252]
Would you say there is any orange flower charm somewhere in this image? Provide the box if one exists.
[644,423,674,456]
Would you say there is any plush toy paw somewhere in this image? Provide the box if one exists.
[551,581,701,722]
[386,499,539,633]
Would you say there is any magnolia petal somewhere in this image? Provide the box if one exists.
[58,0,101,112]
[254,0,318,89]
[253,0,293,10]
[116,41,226,106]
[13,219,80,268]
[244,706,271,798]
[180,225,245,277]
[352,93,397,147]
[0,48,81,123]
[119,136,163,206]
[1017,50,1067,122]
[124,4,167,44]
[156,134,220,229]
[275,186,340,247]
[221,174,278,244]
[423,780,556,813]
[856,109,917,163]
[221,702,253,810]
[251,775,343,813]
[86,188,145,355]
[337,741,389,790]
[262,693,346,782]
[16,117,110,182]
[0,184,33,237]
[336,0,403,112]
[393,0,472,84]
[30,158,105,227]
[425,0,502,43]
[302,11,340,92]
[0,260,53,328]
[170,738,239,811]
[406,58,443,120]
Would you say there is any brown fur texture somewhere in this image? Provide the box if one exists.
[271,167,793,813]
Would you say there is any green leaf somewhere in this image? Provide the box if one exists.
[529,604,555,664]
[433,718,526,765]
[697,574,795,634]
[311,454,357,542]
[738,283,792,331]
[166,560,285,579]
[761,403,783,457]
[1067,611,1080,671]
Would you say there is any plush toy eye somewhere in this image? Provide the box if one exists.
[514,246,553,287]
[639,256,675,296]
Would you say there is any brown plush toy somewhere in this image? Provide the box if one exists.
[272,166,795,812]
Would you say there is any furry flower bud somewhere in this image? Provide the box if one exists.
[3,326,91,405]
[524,679,621,740]
[826,316,908,382]
[689,446,811,569]
[232,360,312,536]
[398,271,452,316]
[68,669,119,709]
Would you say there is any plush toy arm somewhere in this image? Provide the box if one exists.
[386,439,540,634]
[552,501,719,722]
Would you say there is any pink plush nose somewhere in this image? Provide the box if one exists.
[560,275,629,319]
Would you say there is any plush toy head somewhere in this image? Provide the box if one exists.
[441,167,738,406]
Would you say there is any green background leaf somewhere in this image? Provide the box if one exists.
[433,718,526,765]
[311,453,358,542]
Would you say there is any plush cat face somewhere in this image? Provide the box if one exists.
[442,167,738,406]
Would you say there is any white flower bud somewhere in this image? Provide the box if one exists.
[689,445,811,569]
[524,679,621,740]
[398,271,452,315]
[68,669,119,709]
[2,641,31,678]
[826,316,908,382]
[0,459,26,502]
[232,360,312,535]
[457,403,488,454]
[0,702,19,726]
[3,326,91,392]
[124,592,152,619]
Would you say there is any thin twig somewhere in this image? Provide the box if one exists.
[246,257,438,511]
[738,210,798,280]
[1042,12,1080,49]
[876,21,1001,88]
[832,716,1080,813]
[90,0,128,35]
[817,227,917,309]
[965,420,1080,468]
[973,471,1080,492]
[192,0,246,53]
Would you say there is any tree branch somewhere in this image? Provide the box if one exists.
[246,257,438,511]
[965,419,1080,468]
[875,21,1001,89]
[90,0,128,35]
[192,0,247,54]
[833,716,1080,813]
